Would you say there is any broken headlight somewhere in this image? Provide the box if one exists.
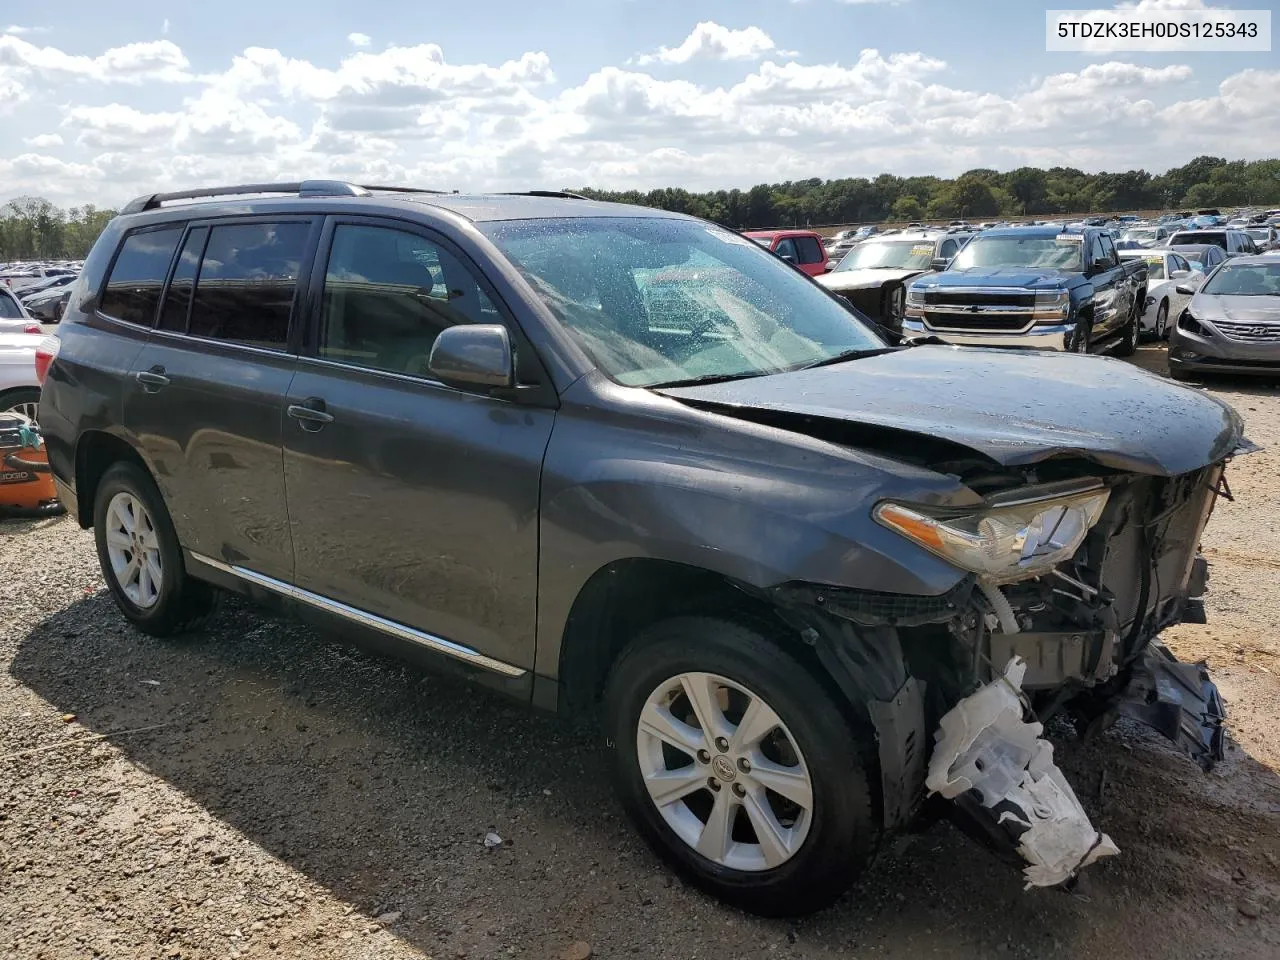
[873,487,1110,583]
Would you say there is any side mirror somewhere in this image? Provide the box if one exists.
[1169,269,1190,280]
[1090,257,1111,273]
[427,324,515,389]
[930,257,950,272]
[1174,283,1198,296]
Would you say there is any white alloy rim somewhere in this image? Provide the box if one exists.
[635,671,813,872]
[104,492,163,608]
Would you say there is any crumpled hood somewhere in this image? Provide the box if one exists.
[659,346,1245,476]
[1196,294,1280,324]
[916,267,1075,290]
[818,268,923,292]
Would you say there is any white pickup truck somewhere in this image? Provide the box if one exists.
[0,332,44,421]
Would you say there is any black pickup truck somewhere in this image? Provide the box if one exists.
[902,226,1148,354]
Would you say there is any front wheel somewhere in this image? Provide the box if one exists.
[881,283,906,332]
[1067,316,1092,354]
[603,617,878,916]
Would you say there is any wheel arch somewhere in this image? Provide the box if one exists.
[73,430,153,530]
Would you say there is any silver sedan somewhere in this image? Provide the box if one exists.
[1168,256,1280,380]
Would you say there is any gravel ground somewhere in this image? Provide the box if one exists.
[2,342,1279,960]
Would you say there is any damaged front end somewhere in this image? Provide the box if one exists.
[771,457,1239,889]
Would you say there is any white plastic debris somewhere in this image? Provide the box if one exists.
[483,832,503,848]
[926,657,1119,888]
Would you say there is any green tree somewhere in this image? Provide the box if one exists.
[890,195,924,221]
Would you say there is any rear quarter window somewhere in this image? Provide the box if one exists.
[99,227,184,326]
[0,290,21,318]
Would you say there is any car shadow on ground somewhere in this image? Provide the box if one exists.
[10,591,1280,958]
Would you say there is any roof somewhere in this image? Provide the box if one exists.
[972,225,1084,239]
[1216,255,1280,266]
[117,181,691,224]
[741,229,822,238]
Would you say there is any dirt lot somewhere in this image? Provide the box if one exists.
[3,342,1279,960]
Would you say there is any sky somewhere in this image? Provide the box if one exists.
[0,0,1276,208]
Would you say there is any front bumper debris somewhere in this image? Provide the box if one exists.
[1105,642,1227,772]
[926,657,1119,888]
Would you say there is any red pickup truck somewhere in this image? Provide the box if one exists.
[742,230,831,277]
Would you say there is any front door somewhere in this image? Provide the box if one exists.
[282,219,555,673]
[125,218,316,581]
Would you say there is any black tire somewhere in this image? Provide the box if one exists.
[1114,300,1139,357]
[1169,363,1197,382]
[1067,315,1091,354]
[93,461,220,636]
[1156,300,1170,341]
[0,387,41,423]
[603,617,878,916]
[881,283,906,332]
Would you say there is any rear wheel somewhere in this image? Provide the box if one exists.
[1155,300,1170,340]
[1114,300,1139,357]
[1,387,41,423]
[93,461,220,636]
[604,617,878,916]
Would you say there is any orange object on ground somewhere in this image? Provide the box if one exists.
[0,413,62,515]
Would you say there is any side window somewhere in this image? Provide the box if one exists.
[795,236,825,265]
[1171,255,1189,273]
[1087,235,1105,267]
[1098,234,1118,266]
[158,227,208,333]
[99,228,183,326]
[189,222,309,350]
[318,224,498,377]
[774,238,799,262]
[939,239,958,259]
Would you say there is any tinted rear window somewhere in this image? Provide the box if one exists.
[188,222,309,350]
[0,290,21,318]
[1171,231,1227,249]
[100,228,183,326]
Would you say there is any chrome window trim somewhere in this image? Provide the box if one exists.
[188,552,526,678]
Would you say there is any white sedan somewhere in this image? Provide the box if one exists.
[1119,248,1202,340]
[0,287,43,335]
[0,331,45,421]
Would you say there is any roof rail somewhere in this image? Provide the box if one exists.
[499,190,589,200]
[119,179,450,215]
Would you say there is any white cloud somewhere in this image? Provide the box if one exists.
[636,22,783,65]
[0,32,1275,208]
[3,25,48,36]
[0,36,192,83]
[348,32,371,48]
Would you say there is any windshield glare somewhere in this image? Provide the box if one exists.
[950,235,1083,271]
[1202,263,1280,297]
[1124,229,1156,241]
[482,217,884,387]
[836,239,934,272]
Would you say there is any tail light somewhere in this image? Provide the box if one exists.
[24,322,41,335]
[34,335,59,385]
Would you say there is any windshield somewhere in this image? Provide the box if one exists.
[950,234,1083,271]
[1201,263,1280,297]
[1246,228,1272,242]
[835,239,934,272]
[1171,231,1227,249]
[482,217,884,387]
[1124,229,1157,242]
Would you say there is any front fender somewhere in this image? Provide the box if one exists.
[534,376,972,677]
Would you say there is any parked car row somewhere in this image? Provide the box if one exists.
[0,260,81,333]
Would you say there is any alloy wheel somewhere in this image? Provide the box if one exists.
[3,399,39,423]
[635,671,813,872]
[104,492,163,608]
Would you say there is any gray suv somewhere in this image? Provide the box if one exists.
[39,181,1248,915]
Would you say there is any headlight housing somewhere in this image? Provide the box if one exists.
[1178,310,1206,335]
[873,487,1110,583]
[1032,289,1070,322]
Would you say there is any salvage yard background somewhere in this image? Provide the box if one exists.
[2,344,1277,960]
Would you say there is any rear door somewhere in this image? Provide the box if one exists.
[125,217,318,581]
[281,217,555,674]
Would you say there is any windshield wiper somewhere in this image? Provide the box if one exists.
[796,346,901,370]
[651,371,771,388]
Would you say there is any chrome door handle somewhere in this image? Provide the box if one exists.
[287,401,335,430]
[134,370,170,392]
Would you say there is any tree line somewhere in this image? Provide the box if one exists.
[3,155,1278,260]
[576,155,1280,229]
